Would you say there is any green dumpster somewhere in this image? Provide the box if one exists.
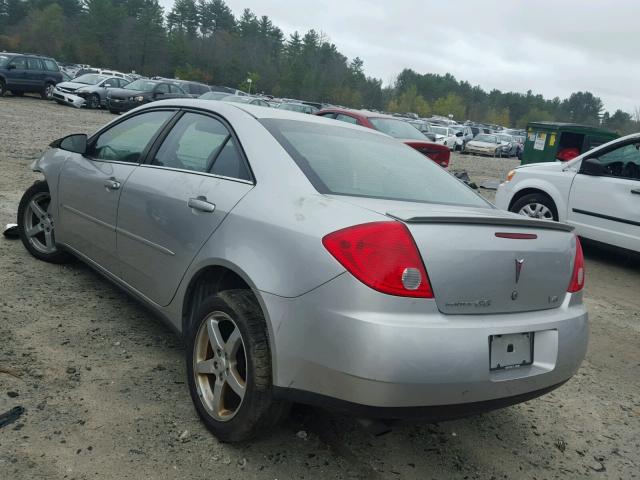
[521,122,618,165]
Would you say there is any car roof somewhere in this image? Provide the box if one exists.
[145,99,389,136]
[318,107,398,120]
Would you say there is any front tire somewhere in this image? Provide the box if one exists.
[510,193,558,221]
[41,82,55,100]
[86,93,100,109]
[0,79,6,97]
[186,290,289,442]
[17,181,72,263]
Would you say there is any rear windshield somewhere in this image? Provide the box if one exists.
[369,118,426,140]
[261,119,489,207]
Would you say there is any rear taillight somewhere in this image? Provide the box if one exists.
[567,236,585,293]
[322,222,434,298]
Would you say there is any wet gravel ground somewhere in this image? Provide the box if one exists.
[1,95,639,479]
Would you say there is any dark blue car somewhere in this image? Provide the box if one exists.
[0,53,63,99]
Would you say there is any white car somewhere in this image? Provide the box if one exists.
[495,134,640,253]
[430,125,460,150]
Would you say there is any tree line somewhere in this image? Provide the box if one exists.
[1,0,638,132]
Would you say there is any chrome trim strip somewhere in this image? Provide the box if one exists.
[135,163,254,185]
[115,227,175,256]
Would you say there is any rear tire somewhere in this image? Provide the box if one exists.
[17,181,72,263]
[510,193,558,221]
[186,290,289,442]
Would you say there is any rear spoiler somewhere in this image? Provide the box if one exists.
[387,212,574,232]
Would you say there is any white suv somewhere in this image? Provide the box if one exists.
[495,133,640,253]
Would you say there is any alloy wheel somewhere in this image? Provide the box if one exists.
[518,203,554,220]
[45,84,54,99]
[23,191,57,254]
[193,311,247,422]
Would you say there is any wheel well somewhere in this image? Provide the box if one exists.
[182,266,253,336]
[509,188,558,218]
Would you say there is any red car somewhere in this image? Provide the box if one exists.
[315,108,450,167]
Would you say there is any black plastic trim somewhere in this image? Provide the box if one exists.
[273,381,567,420]
[572,208,640,227]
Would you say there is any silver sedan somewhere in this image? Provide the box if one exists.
[17,100,588,441]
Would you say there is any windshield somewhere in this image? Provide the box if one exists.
[369,118,427,140]
[73,74,106,85]
[431,126,448,136]
[260,119,488,208]
[497,135,513,143]
[475,134,498,143]
[200,92,232,100]
[0,55,13,67]
[278,103,307,113]
[124,80,157,92]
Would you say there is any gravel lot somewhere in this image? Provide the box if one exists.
[1,95,639,480]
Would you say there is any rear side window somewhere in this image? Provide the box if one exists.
[152,112,251,181]
[27,58,42,70]
[152,113,229,172]
[261,118,489,208]
[42,59,59,71]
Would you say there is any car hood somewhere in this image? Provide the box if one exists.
[108,88,145,99]
[516,160,568,173]
[55,81,91,91]
[467,141,497,148]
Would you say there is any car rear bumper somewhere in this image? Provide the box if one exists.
[52,89,85,108]
[262,272,588,411]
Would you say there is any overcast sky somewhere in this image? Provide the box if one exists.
[161,0,637,113]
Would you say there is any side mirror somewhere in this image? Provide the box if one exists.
[455,132,463,137]
[153,91,164,98]
[581,158,606,176]
[51,134,88,154]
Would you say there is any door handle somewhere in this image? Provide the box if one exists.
[104,178,121,190]
[631,189,640,195]
[188,197,215,213]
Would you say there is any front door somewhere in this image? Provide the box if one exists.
[116,111,254,306]
[6,56,28,90]
[57,109,176,274]
[568,140,640,251]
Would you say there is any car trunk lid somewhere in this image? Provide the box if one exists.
[389,207,574,314]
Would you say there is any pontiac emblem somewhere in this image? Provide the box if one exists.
[515,258,525,284]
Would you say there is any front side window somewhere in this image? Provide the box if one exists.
[103,78,118,88]
[44,59,60,71]
[590,142,640,180]
[91,110,173,163]
[261,119,489,207]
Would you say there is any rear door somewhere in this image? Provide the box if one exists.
[567,141,640,251]
[6,56,28,90]
[116,110,253,306]
[57,109,176,274]
[26,57,45,89]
